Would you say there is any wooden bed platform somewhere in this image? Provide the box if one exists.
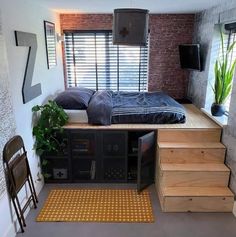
[64,104,220,130]
[64,104,234,213]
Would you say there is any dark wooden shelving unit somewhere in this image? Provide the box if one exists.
[42,129,156,191]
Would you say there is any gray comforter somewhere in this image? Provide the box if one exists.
[87,91,186,125]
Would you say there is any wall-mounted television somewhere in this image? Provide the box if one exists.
[179,44,202,71]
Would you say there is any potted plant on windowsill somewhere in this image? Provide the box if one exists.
[32,100,69,178]
[211,29,236,116]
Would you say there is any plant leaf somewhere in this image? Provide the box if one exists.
[213,27,236,105]
[32,100,69,155]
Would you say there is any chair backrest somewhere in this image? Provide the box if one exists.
[3,135,25,162]
[3,135,29,194]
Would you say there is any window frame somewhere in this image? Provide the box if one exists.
[63,30,149,91]
[224,27,236,112]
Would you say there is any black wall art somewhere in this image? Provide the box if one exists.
[44,21,57,69]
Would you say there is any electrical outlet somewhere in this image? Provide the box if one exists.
[36,172,42,182]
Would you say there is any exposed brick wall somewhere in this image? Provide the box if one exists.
[149,14,194,98]
[60,13,194,99]
[60,14,112,30]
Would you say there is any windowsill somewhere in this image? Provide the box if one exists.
[201,108,228,127]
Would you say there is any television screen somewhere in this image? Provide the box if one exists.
[179,44,201,71]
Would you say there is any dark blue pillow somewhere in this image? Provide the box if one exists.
[54,87,94,110]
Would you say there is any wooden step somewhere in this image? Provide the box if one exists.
[163,187,234,196]
[162,163,229,171]
[158,186,234,212]
[158,128,222,143]
[158,142,225,164]
[159,163,230,187]
[158,142,225,149]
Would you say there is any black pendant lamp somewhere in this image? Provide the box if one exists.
[113,8,149,46]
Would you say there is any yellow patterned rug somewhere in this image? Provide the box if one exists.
[36,189,154,223]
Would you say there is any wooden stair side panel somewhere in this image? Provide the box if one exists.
[158,129,222,143]
[159,147,225,164]
[156,182,165,211]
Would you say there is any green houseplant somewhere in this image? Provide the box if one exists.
[211,29,236,116]
[32,101,69,178]
[32,100,69,155]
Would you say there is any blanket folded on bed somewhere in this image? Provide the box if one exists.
[87,90,113,125]
[87,91,186,125]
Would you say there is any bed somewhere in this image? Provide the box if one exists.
[54,88,186,125]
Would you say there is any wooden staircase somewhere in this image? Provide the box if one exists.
[156,128,234,212]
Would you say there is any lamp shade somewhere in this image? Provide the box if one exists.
[113,8,149,46]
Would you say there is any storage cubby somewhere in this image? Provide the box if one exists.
[40,130,70,182]
[41,157,70,182]
[72,159,96,181]
[71,131,96,156]
[101,131,127,157]
[103,158,126,181]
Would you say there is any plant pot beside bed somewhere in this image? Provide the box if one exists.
[211,103,226,116]
[211,28,236,117]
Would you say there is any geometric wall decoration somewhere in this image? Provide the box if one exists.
[15,31,42,103]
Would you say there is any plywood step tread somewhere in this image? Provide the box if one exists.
[162,187,234,197]
[158,142,225,149]
[158,128,222,143]
[161,163,230,172]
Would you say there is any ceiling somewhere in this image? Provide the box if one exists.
[35,0,223,14]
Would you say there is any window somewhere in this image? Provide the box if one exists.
[224,25,236,111]
[64,30,149,91]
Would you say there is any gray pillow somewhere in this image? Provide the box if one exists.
[54,87,94,110]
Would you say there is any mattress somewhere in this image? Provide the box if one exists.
[64,109,88,123]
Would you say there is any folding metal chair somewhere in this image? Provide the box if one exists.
[3,135,38,233]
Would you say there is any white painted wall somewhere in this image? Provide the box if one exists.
[0,9,17,237]
[0,0,64,236]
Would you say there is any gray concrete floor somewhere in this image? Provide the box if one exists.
[16,183,236,237]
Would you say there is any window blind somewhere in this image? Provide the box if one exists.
[64,30,149,91]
